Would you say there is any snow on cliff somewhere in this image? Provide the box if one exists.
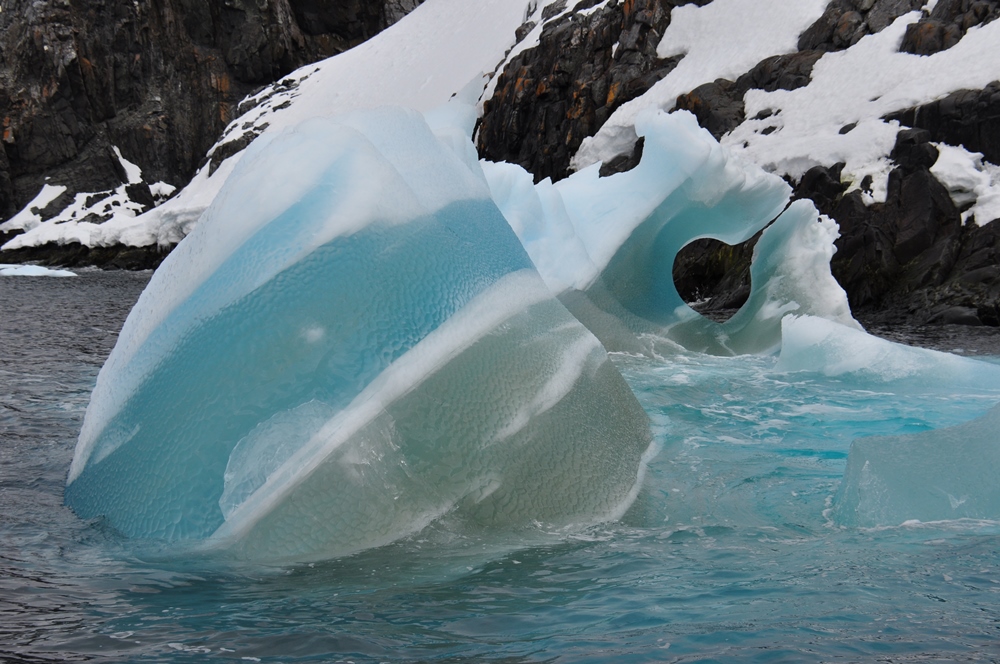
[4,0,1000,250]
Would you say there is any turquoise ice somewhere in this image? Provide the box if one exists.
[65,107,652,561]
[484,110,858,355]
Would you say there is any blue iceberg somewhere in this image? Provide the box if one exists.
[835,403,1000,527]
[65,106,653,561]
[484,111,859,355]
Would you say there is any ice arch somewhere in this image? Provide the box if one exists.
[484,110,859,356]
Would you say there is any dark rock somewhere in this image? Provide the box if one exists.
[924,305,983,325]
[736,50,824,93]
[901,20,963,54]
[515,21,538,43]
[0,0,422,224]
[888,167,960,264]
[675,80,744,140]
[885,82,1000,167]
[478,0,692,182]
[794,163,847,209]
[900,0,1000,55]
[866,0,922,31]
[542,0,568,22]
[0,241,173,270]
[672,234,760,310]
[889,128,939,173]
[599,136,645,176]
[672,50,826,141]
[798,0,922,52]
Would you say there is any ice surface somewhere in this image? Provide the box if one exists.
[486,110,858,355]
[775,315,1000,387]
[930,143,1000,225]
[0,264,76,277]
[65,106,652,561]
[835,403,1000,527]
[778,314,1000,526]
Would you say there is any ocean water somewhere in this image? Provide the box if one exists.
[3,270,1000,663]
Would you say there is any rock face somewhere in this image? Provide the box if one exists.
[477,0,1000,325]
[798,0,924,52]
[478,0,706,183]
[886,82,1000,165]
[800,129,1000,325]
[0,0,421,222]
[900,0,1000,55]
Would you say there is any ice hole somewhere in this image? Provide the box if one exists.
[672,234,760,323]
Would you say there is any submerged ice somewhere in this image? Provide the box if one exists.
[835,403,1000,528]
[65,106,652,561]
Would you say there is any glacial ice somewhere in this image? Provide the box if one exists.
[776,315,1000,387]
[835,403,1000,527]
[484,110,858,355]
[65,106,652,561]
[775,315,1000,527]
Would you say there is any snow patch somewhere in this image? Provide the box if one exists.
[572,0,828,171]
[930,143,1000,225]
[0,264,76,277]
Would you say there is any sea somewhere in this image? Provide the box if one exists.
[2,268,1000,662]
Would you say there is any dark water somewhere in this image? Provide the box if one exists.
[3,270,1000,662]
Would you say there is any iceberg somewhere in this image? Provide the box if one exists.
[776,314,1000,387]
[65,106,652,561]
[834,403,1000,527]
[484,110,859,356]
[775,315,1000,527]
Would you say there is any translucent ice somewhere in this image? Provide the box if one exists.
[484,110,858,356]
[775,314,1000,387]
[65,107,652,561]
[776,315,1000,527]
[835,403,1000,527]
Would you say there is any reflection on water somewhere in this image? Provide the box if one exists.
[3,269,1000,662]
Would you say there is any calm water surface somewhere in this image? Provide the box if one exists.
[2,270,1000,662]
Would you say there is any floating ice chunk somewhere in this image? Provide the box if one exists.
[486,110,858,355]
[834,403,1000,527]
[0,264,76,277]
[775,315,1000,386]
[65,106,652,561]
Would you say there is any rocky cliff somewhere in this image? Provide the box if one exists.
[0,0,420,255]
[479,0,1000,324]
[4,0,1000,328]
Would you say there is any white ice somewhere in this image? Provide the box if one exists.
[0,264,76,277]
[486,109,858,355]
